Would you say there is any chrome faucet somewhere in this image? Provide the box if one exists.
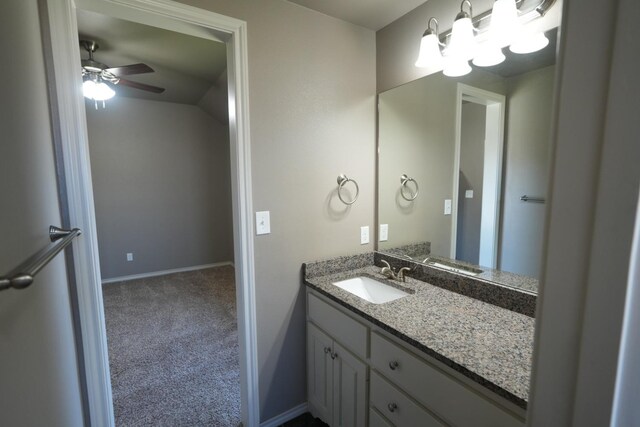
[380,260,412,282]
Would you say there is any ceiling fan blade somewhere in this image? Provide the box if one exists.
[117,78,165,94]
[106,63,154,76]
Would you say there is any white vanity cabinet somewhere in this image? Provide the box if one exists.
[370,332,524,427]
[306,289,526,427]
[307,294,368,427]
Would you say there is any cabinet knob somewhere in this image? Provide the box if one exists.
[389,360,399,370]
[387,402,398,413]
[331,351,338,360]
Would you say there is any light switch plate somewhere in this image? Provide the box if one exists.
[126,253,133,262]
[444,199,452,215]
[256,211,271,235]
[379,224,389,242]
[360,226,370,245]
[465,190,474,199]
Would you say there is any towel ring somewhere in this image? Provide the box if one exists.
[400,174,419,201]
[337,174,359,205]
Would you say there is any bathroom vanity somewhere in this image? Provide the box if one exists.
[303,253,534,427]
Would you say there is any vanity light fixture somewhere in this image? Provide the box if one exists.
[416,0,557,75]
[415,18,444,69]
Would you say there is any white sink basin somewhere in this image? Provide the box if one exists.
[332,276,409,304]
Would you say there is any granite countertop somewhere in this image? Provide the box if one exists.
[304,261,535,409]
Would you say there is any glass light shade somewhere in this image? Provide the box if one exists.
[415,33,443,68]
[443,56,472,77]
[83,80,97,99]
[489,0,521,47]
[448,17,477,61]
[92,82,115,101]
[510,31,549,54]
[83,79,115,101]
[472,43,505,67]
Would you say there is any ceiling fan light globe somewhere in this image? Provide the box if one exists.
[83,80,97,100]
[92,82,116,101]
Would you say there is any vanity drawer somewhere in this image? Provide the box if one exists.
[307,292,368,359]
[370,332,523,427]
[369,407,395,427]
[370,371,445,427]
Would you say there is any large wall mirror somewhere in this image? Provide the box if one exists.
[377,23,560,289]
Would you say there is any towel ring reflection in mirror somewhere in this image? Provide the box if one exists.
[400,174,419,201]
[337,174,359,205]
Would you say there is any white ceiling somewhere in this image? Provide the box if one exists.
[287,0,428,30]
[76,9,227,105]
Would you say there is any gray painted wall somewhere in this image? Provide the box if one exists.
[0,1,84,425]
[457,102,486,264]
[499,66,555,277]
[178,0,377,421]
[85,97,233,280]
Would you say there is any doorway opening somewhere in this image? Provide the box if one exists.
[451,84,505,268]
[40,1,258,425]
[77,8,240,425]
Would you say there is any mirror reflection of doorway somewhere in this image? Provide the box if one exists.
[452,85,505,268]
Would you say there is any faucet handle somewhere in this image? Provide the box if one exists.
[380,259,392,269]
[397,267,412,282]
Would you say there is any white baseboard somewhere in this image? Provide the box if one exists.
[260,402,309,427]
[101,261,234,284]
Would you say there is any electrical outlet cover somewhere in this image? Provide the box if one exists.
[379,224,389,242]
[360,226,370,245]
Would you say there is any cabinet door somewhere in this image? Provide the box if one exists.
[308,323,334,423]
[332,342,367,427]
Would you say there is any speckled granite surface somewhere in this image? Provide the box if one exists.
[378,242,431,261]
[304,252,374,278]
[376,252,537,317]
[303,264,535,409]
[378,249,539,294]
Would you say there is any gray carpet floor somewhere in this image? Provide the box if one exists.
[102,266,241,427]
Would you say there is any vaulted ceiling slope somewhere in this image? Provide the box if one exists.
[287,0,428,30]
[76,8,227,108]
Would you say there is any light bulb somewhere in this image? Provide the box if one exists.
[488,0,521,47]
[415,33,444,69]
[473,42,505,67]
[443,56,472,77]
[510,31,549,54]
[448,17,477,61]
[83,80,97,99]
[92,82,115,101]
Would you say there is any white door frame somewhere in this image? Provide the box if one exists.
[40,0,259,425]
[451,83,505,267]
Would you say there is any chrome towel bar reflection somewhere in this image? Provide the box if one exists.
[400,174,419,201]
[0,226,81,291]
[520,195,546,203]
[337,174,359,205]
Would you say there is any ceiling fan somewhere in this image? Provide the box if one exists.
[80,39,165,105]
